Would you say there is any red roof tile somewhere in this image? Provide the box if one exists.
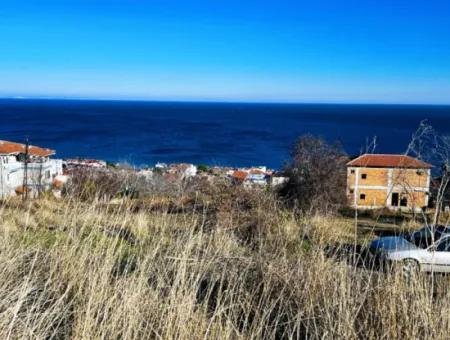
[249,169,266,175]
[232,170,248,181]
[15,185,30,195]
[0,140,55,157]
[347,154,432,169]
[52,178,64,188]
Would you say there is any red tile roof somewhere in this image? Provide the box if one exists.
[347,154,432,169]
[249,168,266,175]
[232,170,248,181]
[15,185,30,195]
[0,140,55,157]
[52,178,64,188]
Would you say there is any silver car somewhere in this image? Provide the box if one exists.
[370,225,450,274]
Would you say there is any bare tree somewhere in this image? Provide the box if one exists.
[278,134,348,214]
[29,161,45,198]
[404,122,450,227]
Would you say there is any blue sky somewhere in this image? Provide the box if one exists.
[1,0,449,103]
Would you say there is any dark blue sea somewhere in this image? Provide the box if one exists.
[1,99,450,169]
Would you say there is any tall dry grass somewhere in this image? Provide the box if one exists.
[1,195,450,339]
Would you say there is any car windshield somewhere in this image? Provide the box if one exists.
[435,237,450,252]
[405,225,450,249]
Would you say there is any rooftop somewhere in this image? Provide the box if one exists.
[347,154,432,169]
[0,140,55,157]
[232,170,248,181]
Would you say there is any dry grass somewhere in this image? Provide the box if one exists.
[1,196,450,339]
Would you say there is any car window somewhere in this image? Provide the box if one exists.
[436,238,450,252]
[441,227,450,235]
[416,227,432,237]
[410,227,434,248]
[410,226,450,249]
[436,226,446,233]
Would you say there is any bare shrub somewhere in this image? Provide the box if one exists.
[278,134,348,214]
[63,168,130,201]
[63,168,184,202]
[402,122,450,225]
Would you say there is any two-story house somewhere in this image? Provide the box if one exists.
[347,154,432,212]
[0,140,63,198]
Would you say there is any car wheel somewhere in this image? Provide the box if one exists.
[402,259,419,280]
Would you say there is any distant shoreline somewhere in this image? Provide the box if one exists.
[1,97,450,107]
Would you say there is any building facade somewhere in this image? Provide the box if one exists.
[347,154,432,212]
[0,140,63,198]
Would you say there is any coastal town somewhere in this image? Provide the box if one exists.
[1,138,447,214]
[2,1,450,338]
[0,139,288,199]
[65,158,288,188]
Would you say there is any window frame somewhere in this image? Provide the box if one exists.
[435,237,450,252]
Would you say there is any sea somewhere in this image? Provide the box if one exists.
[1,99,450,169]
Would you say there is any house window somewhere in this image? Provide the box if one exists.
[361,174,367,179]
[350,169,355,174]
[392,193,399,206]
[45,170,51,179]
[360,194,366,200]
[400,197,408,207]
[349,189,354,194]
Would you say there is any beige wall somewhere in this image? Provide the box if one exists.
[392,168,428,188]
[355,188,389,207]
[405,191,428,208]
[353,189,427,209]
[347,166,430,211]
[357,168,389,186]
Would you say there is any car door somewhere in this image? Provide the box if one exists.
[428,237,450,273]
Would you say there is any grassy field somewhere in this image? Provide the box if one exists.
[1,194,450,339]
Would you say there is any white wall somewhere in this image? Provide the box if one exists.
[0,156,63,197]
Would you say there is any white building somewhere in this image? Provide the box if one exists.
[169,163,197,179]
[246,173,267,186]
[271,176,288,187]
[181,164,197,178]
[0,140,63,198]
[65,158,107,169]
[137,169,154,180]
[155,162,168,169]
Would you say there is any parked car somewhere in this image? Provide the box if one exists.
[404,225,450,248]
[370,225,450,274]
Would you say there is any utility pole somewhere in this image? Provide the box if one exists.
[23,138,29,201]
[38,162,43,198]
[0,156,4,200]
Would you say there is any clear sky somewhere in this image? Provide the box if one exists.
[1,0,449,104]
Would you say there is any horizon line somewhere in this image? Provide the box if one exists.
[1,96,450,106]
